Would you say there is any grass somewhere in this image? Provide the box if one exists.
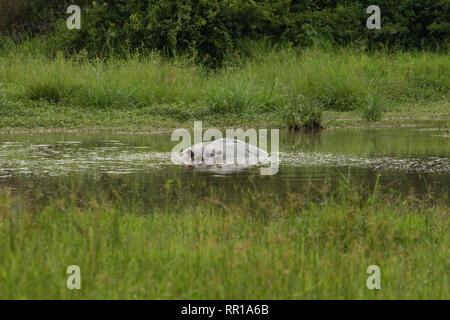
[0,41,448,131]
[361,94,384,122]
[0,95,448,133]
[0,38,448,301]
[0,179,448,299]
[282,95,324,131]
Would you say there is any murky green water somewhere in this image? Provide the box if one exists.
[0,128,449,207]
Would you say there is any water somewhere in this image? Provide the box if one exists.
[0,128,449,207]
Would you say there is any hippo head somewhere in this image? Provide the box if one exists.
[179,142,224,166]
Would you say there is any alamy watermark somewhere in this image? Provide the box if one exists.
[366,265,381,290]
[367,5,381,30]
[171,121,279,175]
[66,265,81,290]
[66,5,81,30]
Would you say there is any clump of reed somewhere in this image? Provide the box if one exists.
[361,93,384,122]
[281,95,324,131]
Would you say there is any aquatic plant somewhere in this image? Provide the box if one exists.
[281,95,324,131]
[361,93,384,122]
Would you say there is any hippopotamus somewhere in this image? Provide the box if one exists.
[178,138,269,169]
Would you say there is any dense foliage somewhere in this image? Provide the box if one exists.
[1,1,449,65]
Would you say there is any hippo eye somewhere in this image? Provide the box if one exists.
[189,150,194,161]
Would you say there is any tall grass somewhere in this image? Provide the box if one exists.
[0,41,448,117]
[0,180,448,299]
[361,93,384,122]
[282,95,324,131]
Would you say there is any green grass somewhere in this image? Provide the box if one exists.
[0,181,448,299]
[0,42,448,131]
[361,94,384,122]
[282,95,324,131]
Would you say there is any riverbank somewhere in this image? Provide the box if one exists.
[0,98,449,133]
[0,46,448,133]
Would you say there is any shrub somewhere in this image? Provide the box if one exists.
[0,0,90,35]
[3,0,447,66]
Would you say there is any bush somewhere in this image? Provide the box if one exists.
[54,0,239,67]
[2,1,448,66]
[0,0,90,35]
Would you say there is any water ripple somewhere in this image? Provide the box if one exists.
[281,152,450,174]
[0,141,449,178]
